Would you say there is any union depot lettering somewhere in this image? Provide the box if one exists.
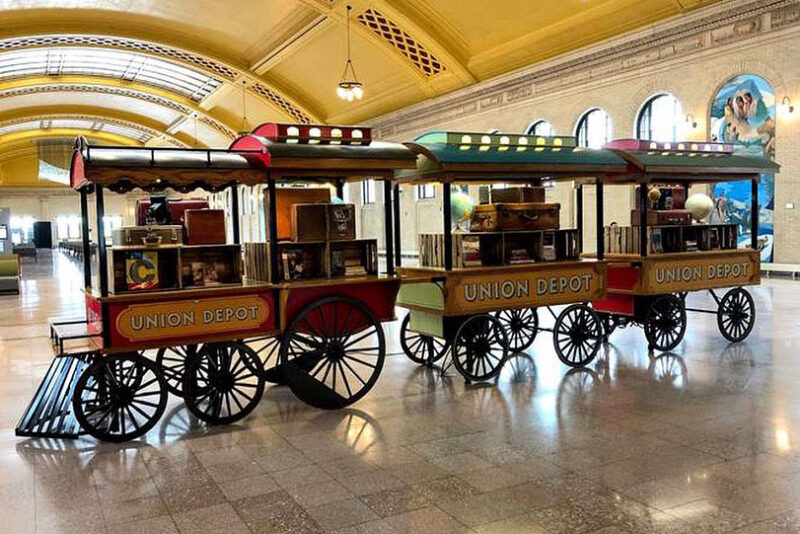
[655,261,751,284]
[128,305,262,331]
[463,274,594,302]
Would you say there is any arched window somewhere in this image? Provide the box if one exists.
[575,109,612,148]
[527,120,554,136]
[637,94,683,142]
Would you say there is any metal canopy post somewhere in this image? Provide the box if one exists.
[393,183,402,267]
[383,180,395,275]
[751,177,759,250]
[595,181,604,260]
[639,182,648,257]
[230,185,241,245]
[267,179,279,284]
[443,183,453,271]
[79,188,92,288]
[576,184,584,253]
[95,186,108,297]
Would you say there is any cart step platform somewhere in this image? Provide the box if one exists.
[50,319,98,355]
[16,354,93,439]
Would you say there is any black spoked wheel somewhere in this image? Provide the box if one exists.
[644,295,687,352]
[399,314,449,365]
[717,288,756,343]
[155,344,199,397]
[452,314,508,382]
[553,304,602,367]
[280,296,385,410]
[183,341,265,425]
[494,308,538,352]
[246,336,284,384]
[73,354,168,442]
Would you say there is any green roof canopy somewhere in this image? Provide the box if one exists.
[397,131,629,184]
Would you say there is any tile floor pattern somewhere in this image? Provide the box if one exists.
[2,251,800,533]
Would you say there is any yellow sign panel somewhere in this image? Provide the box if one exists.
[115,295,271,342]
[640,250,760,293]
[446,262,606,314]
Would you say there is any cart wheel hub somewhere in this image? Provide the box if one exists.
[327,343,345,362]
[474,339,491,354]
[511,318,522,331]
[210,371,235,392]
[111,386,134,406]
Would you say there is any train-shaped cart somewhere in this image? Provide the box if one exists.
[17,123,416,442]
[392,131,631,381]
[591,139,778,351]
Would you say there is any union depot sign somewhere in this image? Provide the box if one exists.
[448,262,606,314]
[640,250,760,293]
[108,293,274,347]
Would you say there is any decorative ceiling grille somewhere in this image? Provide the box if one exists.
[250,83,311,123]
[0,36,238,79]
[0,84,191,114]
[356,8,445,77]
[198,116,236,139]
[0,115,167,144]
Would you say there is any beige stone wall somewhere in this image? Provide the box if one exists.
[354,0,800,263]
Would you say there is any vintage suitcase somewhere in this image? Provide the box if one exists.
[631,209,692,226]
[265,188,331,241]
[471,203,560,232]
[291,204,328,242]
[112,225,183,247]
[490,186,545,204]
[327,204,356,241]
[634,186,687,210]
[184,209,226,245]
[135,199,209,227]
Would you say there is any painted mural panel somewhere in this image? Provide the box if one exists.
[710,74,775,262]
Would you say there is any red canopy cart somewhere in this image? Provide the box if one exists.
[591,139,778,351]
[17,123,416,442]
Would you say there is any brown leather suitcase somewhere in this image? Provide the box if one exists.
[291,204,328,242]
[327,204,356,241]
[135,199,209,227]
[470,203,560,232]
[631,209,692,226]
[266,188,331,241]
[112,225,183,246]
[634,186,687,210]
[490,186,545,204]
[184,209,226,245]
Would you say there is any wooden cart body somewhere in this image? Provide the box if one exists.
[391,131,630,376]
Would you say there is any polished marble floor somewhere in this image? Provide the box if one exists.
[2,251,800,533]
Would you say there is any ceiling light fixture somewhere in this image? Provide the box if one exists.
[337,5,363,102]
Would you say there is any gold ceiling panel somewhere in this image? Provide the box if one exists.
[0,0,725,161]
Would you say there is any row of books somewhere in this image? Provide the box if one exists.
[243,240,378,282]
[419,230,579,269]
[605,224,739,255]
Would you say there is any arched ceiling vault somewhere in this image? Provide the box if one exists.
[0,0,724,177]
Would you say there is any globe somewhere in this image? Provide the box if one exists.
[686,193,714,221]
[450,190,474,230]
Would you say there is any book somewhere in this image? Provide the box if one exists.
[126,251,160,291]
[461,236,482,267]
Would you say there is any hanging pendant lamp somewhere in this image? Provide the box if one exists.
[337,5,363,101]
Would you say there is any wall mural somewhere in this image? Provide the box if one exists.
[709,74,775,262]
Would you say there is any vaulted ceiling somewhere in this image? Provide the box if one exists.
[0,0,721,185]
